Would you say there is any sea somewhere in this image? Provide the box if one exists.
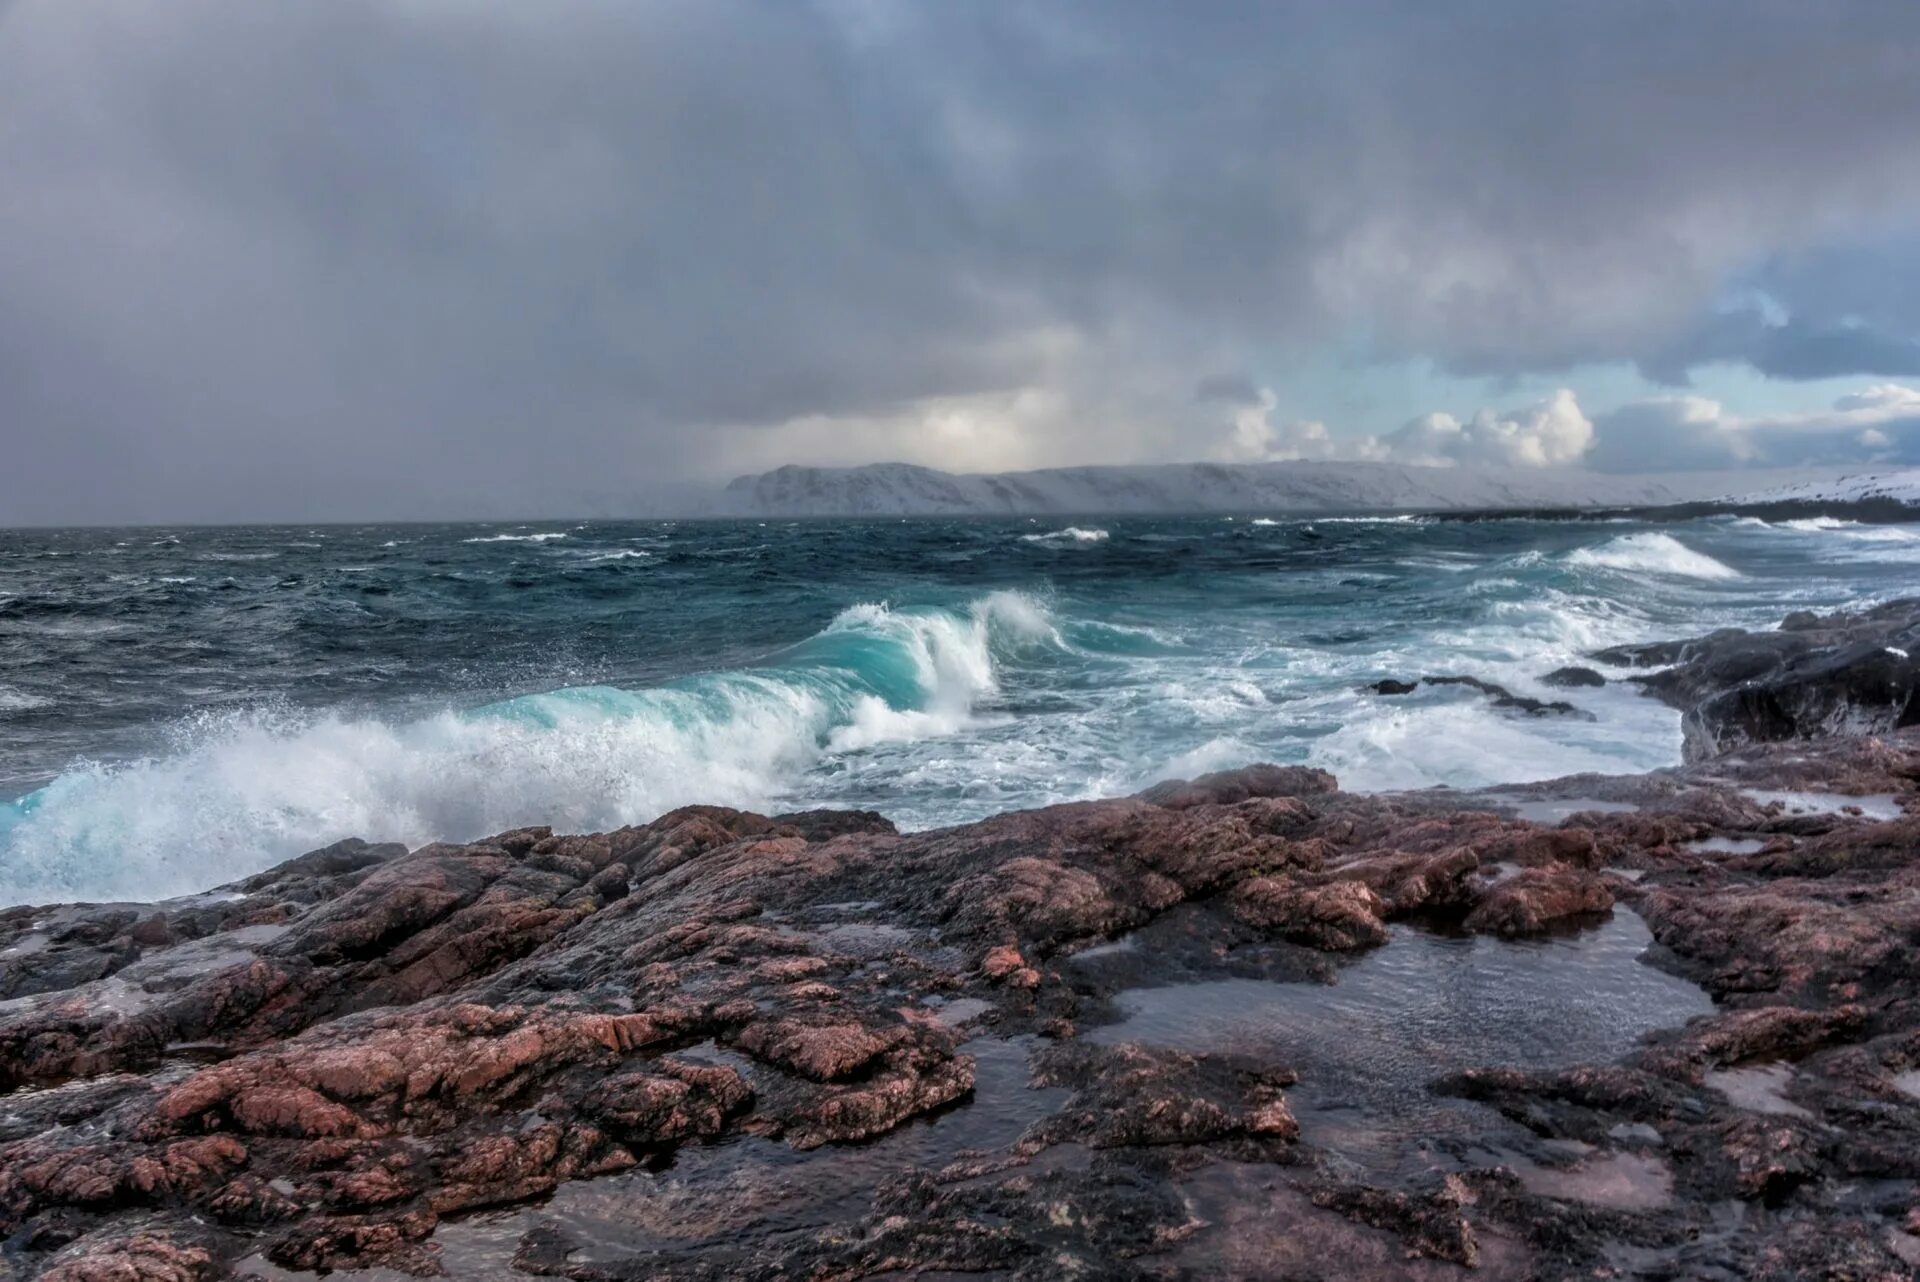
[2,512,1916,906]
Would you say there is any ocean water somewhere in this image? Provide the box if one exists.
[2,513,1917,906]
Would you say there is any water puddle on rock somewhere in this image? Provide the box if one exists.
[1684,836,1768,854]
[1741,789,1903,821]
[1506,797,1641,825]
[1166,1161,1536,1281]
[425,1036,1066,1273]
[1090,910,1712,1182]
[1703,1062,1811,1119]
[1509,1147,1674,1211]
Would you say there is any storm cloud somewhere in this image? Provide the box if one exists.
[4,1,1920,521]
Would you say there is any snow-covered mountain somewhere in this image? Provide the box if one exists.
[715,460,1819,517]
[1723,468,1920,508]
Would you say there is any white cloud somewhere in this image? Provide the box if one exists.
[1217,387,1592,469]
[1214,380,1920,476]
[1212,391,1391,464]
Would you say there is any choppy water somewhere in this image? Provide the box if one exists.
[3,512,1918,905]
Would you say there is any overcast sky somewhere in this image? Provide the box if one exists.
[5,1,1920,522]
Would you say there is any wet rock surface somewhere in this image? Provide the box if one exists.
[1362,675,1593,719]
[1595,596,1920,761]
[6,613,1920,1278]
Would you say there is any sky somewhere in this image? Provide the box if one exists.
[4,1,1920,522]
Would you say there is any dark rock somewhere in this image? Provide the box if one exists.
[1542,665,1606,688]
[1136,762,1338,807]
[1421,674,1593,718]
[1359,674,1594,718]
[1593,597,1920,761]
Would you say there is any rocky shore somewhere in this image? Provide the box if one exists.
[6,606,1920,1280]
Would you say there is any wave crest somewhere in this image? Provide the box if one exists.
[0,592,1057,906]
[1566,533,1740,580]
[1020,527,1109,544]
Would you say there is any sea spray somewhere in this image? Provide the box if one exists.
[0,592,1057,906]
[6,513,1918,908]
[1566,532,1741,580]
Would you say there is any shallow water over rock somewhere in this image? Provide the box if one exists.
[1511,1147,1674,1211]
[1091,910,1712,1180]
[1506,796,1641,824]
[1166,1161,1538,1280]
[1704,1062,1812,1118]
[435,1036,1062,1274]
[1684,835,1768,854]
[1740,788,1903,820]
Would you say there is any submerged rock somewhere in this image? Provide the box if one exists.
[1360,673,1594,718]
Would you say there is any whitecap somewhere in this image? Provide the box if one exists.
[0,591,1060,906]
[1566,533,1740,580]
[462,532,570,544]
[1020,526,1110,544]
[0,686,49,713]
[566,548,653,564]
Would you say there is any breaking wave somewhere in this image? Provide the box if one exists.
[1565,533,1740,580]
[0,592,1057,906]
[1020,527,1110,544]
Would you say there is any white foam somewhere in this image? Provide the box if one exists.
[1566,533,1740,580]
[1020,527,1109,544]
[1309,699,1669,793]
[0,594,1051,906]
[461,532,570,544]
[1154,736,1267,782]
[567,548,653,564]
[0,686,49,713]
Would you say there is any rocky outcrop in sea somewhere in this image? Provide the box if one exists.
[5,605,1920,1279]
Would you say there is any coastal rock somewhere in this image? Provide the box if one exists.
[1135,762,1338,807]
[1230,877,1389,950]
[1360,673,1593,718]
[2,711,1919,1276]
[1462,866,1614,936]
[1031,1041,1300,1148]
[1595,597,1920,760]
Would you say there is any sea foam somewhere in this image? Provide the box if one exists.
[0,593,1055,907]
[1020,527,1109,544]
[1566,532,1740,580]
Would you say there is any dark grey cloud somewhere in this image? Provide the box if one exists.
[1641,307,1920,386]
[1193,374,1263,406]
[4,1,1920,521]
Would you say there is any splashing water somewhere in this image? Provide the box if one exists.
[2,513,1917,904]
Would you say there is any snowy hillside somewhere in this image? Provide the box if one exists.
[1724,468,1920,508]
